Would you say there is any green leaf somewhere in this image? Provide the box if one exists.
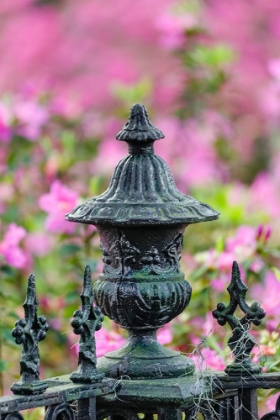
[110,78,152,107]
[0,360,8,372]
[60,244,81,256]
[271,267,280,281]
[191,44,235,68]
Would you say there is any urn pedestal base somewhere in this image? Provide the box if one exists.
[97,331,195,379]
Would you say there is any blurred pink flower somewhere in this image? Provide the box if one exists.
[0,0,183,112]
[259,393,279,417]
[95,329,126,358]
[216,252,236,271]
[157,324,173,345]
[193,348,226,371]
[251,270,280,331]
[211,273,231,293]
[250,258,264,273]
[39,180,79,234]
[226,225,256,252]
[0,119,12,142]
[25,232,52,257]
[92,133,127,176]
[155,13,196,50]
[69,328,125,358]
[268,58,280,80]
[0,103,12,142]
[0,183,14,214]
[15,99,49,140]
[250,173,280,218]
[0,223,27,268]
[225,225,257,261]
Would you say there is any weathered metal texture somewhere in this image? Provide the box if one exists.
[66,104,219,227]
[96,373,280,419]
[70,265,104,383]
[0,375,115,419]
[66,103,220,380]
[213,261,266,376]
[11,274,49,395]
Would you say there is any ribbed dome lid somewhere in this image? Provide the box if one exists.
[66,104,220,226]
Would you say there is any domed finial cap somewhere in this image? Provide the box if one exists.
[116,103,164,143]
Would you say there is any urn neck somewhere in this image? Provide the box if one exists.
[128,141,154,155]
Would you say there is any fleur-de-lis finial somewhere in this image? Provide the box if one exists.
[70,265,105,383]
[11,274,49,395]
[212,261,266,376]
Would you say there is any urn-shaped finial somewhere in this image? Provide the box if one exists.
[66,104,220,380]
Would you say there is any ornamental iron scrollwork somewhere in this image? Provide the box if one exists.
[2,413,24,420]
[11,273,49,395]
[100,235,140,276]
[213,261,266,376]
[97,408,140,420]
[163,233,183,272]
[101,233,183,276]
[45,403,75,420]
[70,265,105,383]
[100,241,122,276]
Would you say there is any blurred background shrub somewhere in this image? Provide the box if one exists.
[0,0,279,414]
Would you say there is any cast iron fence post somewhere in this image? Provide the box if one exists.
[0,104,279,420]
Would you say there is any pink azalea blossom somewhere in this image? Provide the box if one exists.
[157,324,173,345]
[0,103,12,142]
[268,58,280,80]
[14,99,49,140]
[259,393,279,417]
[155,13,197,50]
[250,258,264,273]
[193,347,226,371]
[0,118,12,142]
[95,329,126,358]
[0,183,14,214]
[226,225,256,254]
[211,273,231,293]
[39,180,79,234]
[251,270,280,331]
[24,232,52,257]
[250,173,280,219]
[0,223,27,268]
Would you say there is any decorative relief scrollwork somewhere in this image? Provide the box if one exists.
[163,233,183,272]
[119,235,141,274]
[94,276,191,330]
[100,235,140,276]
[100,233,183,276]
[100,242,122,276]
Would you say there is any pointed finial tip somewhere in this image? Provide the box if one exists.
[116,103,164,143]
[28,273,36,284]
[84,265,91,276]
